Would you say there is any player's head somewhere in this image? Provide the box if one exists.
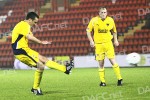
[26,12,39,26]
[99,7,107,20]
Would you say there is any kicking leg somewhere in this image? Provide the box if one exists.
[39,55,73,74]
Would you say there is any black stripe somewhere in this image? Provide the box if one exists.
[13,48,27,55]
[11,34,37,67]
[26,54,37,65]
[13,49,37,64]
[12,34,24,49]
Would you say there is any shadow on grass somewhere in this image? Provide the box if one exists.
[43,90,66,95]
[107,82,136,88]
[43,90,83,98]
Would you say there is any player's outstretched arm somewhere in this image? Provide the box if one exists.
[26,34,52,44]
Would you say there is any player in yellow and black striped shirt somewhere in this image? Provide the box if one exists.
[86,7,123,86]
[11,12,73,95]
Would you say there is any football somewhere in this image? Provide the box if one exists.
[126,52,141,65]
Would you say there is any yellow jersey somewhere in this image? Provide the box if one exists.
[11,21,32,49]
[86,16,117,43]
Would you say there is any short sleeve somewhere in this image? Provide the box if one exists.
[112,19,117,33]
[86,18,94,32]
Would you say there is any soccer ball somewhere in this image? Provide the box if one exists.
[126,52,141,65]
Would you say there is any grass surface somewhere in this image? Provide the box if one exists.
[0,67,150,100]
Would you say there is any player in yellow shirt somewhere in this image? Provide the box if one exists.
[86,7,123,86]
[11,12,73,95]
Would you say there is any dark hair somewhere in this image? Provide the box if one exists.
[26,12,39,20]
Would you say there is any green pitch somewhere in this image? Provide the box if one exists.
[0,67,150,100]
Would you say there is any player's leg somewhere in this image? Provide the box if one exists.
[18,48,45,95]
[39,54,73,74]
[95,44,106,86]
[98,60,106,86]
[106,41,123,86]
[109,58,123,86]
[15,53,44,95]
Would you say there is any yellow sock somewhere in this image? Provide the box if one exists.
[33,70,43,89]
[98,68,105,83]
[112,63,122,80]
[45,60,66,72]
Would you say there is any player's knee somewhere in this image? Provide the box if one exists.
[43,56,48,62]
[37,62,45,71]
[99,64,104,68]
[39,55,49,63]
[98,61,104,68]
